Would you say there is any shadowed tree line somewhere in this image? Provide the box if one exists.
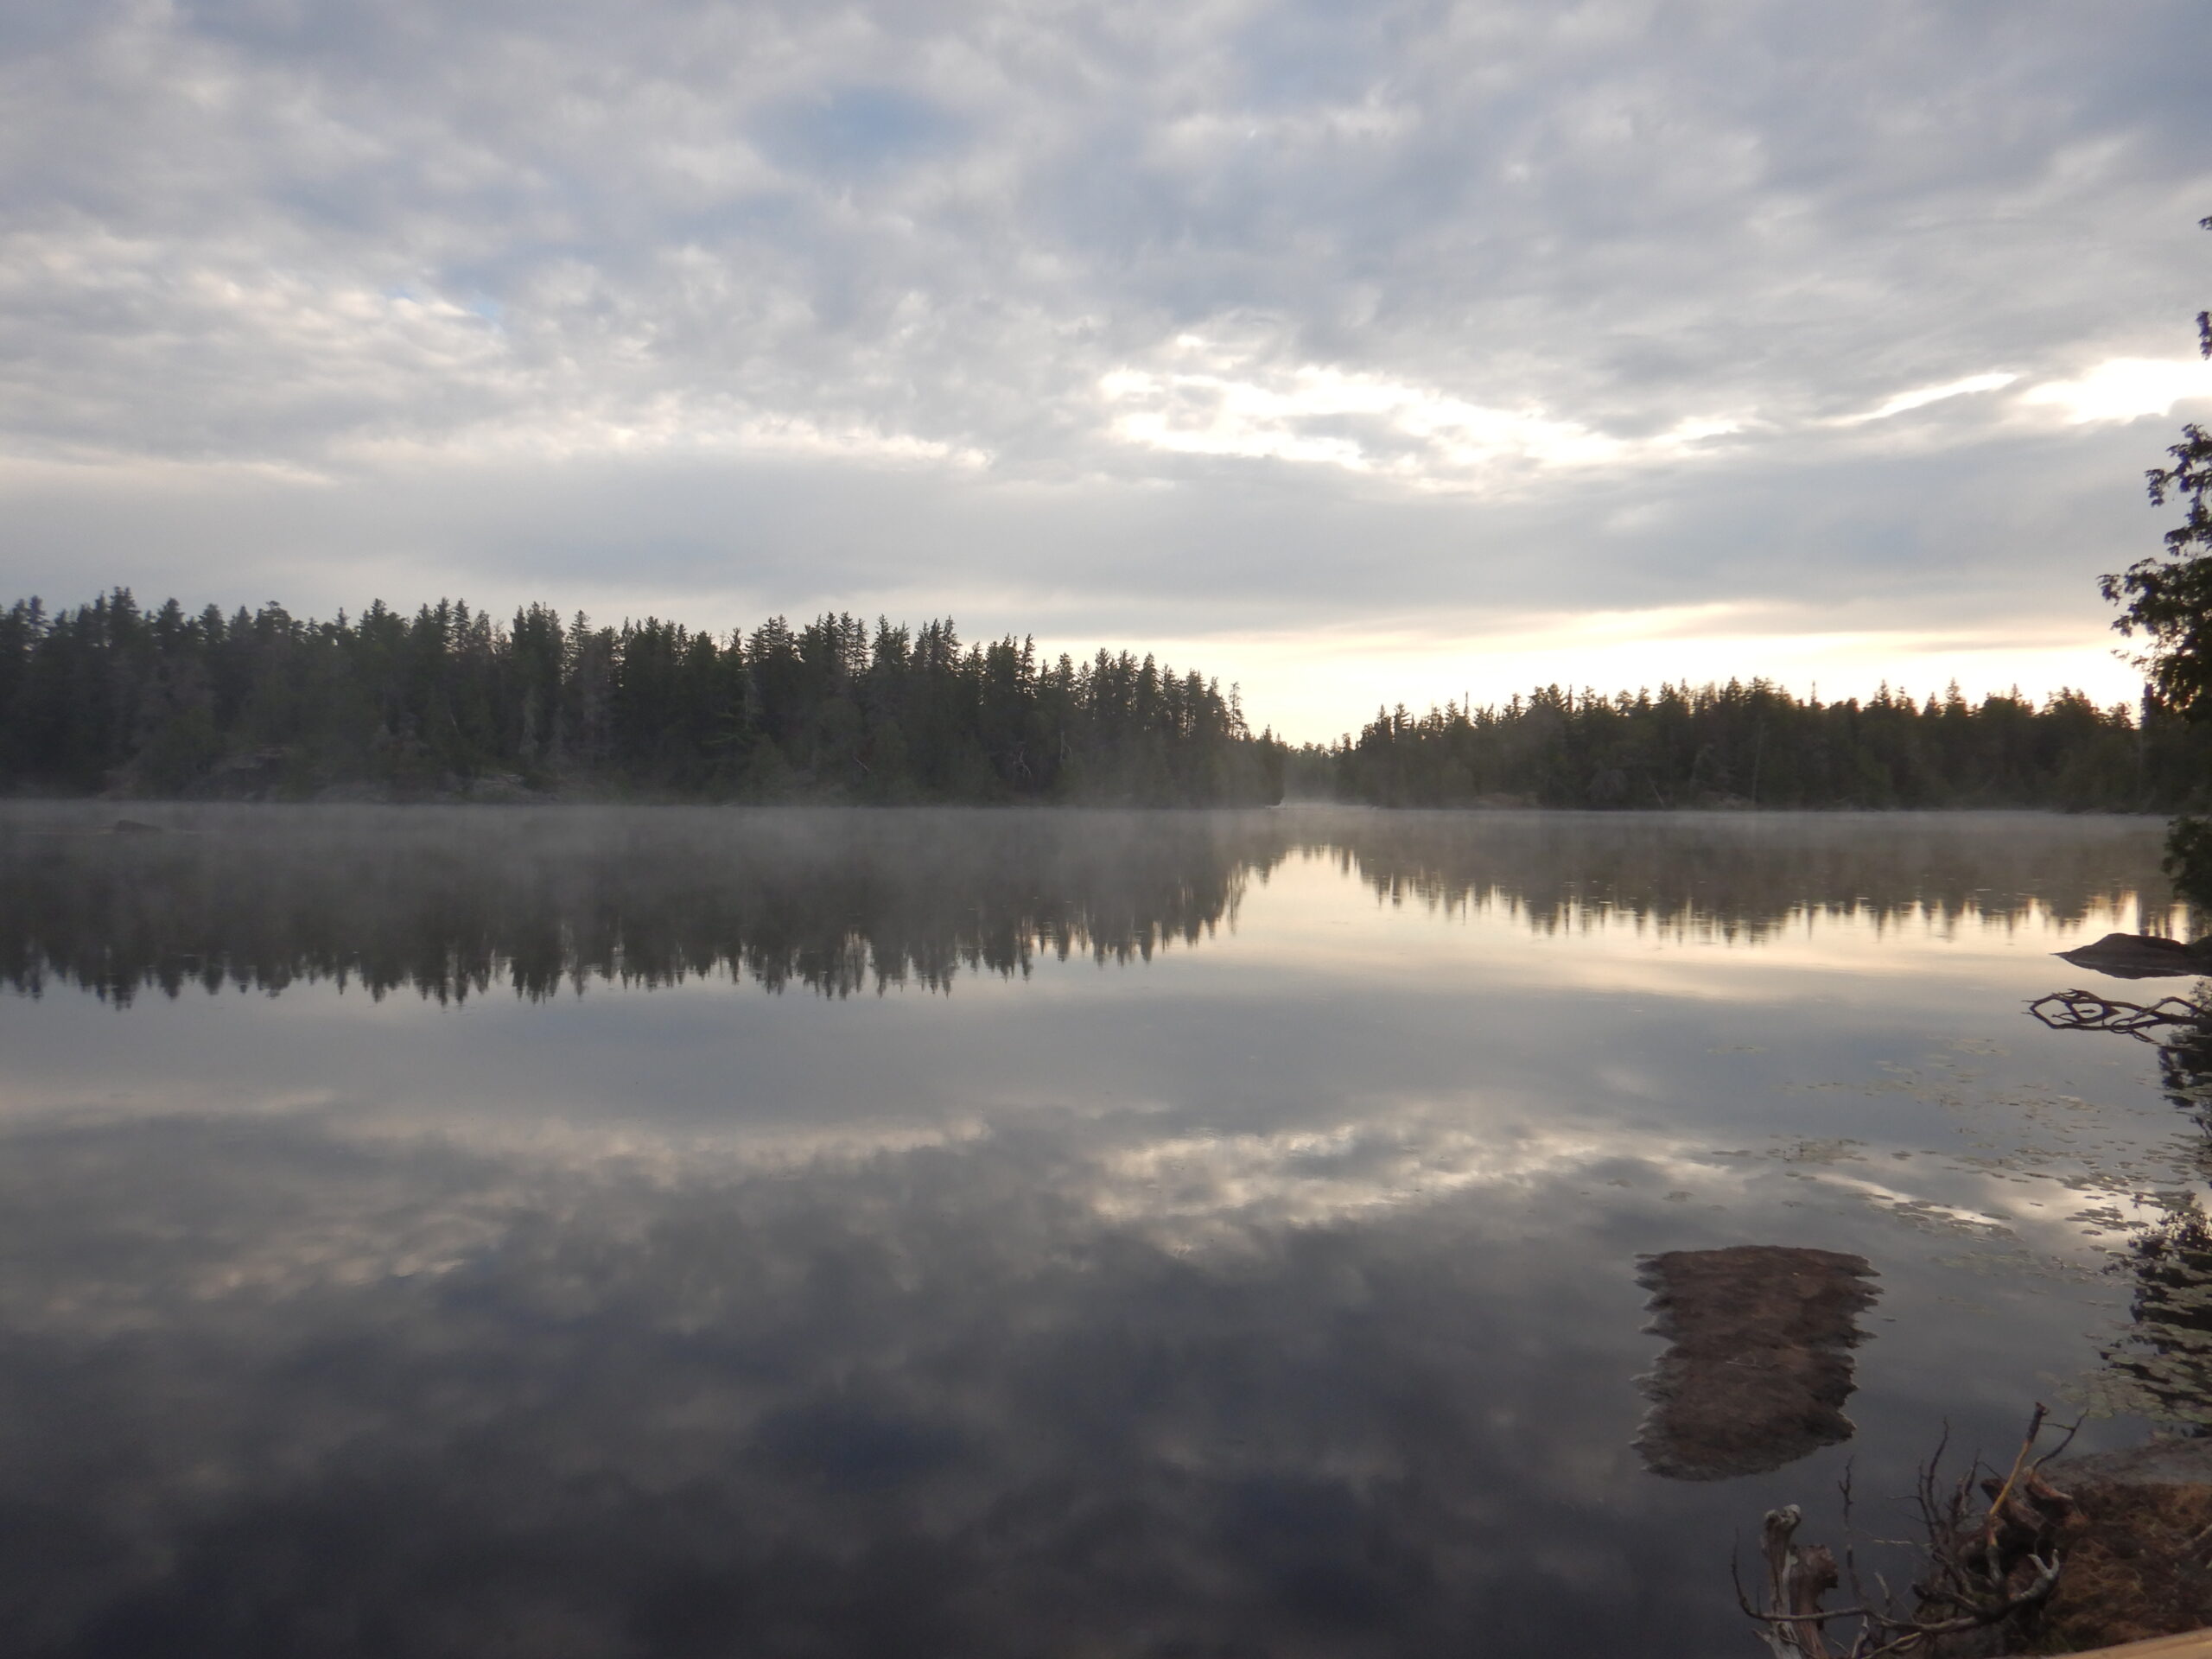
[1302,680,2212,811]
[0,591,1285,805]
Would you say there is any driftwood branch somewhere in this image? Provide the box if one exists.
[2028,989,2202,1041]
[1749,1506,1841,1657]
[1738,1407,2073,1658]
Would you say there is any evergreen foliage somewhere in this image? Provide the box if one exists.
[0,592,1285,805]
[1309,679,2209,811]
[2103,217,2212,721]
[2101,215,2212,899]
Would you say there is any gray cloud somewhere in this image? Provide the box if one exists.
[0,0,2208,726]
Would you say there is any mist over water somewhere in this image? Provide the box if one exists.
[0,804,2204,1657]
[1,804,1269,1002]
[0,804,2172,1001]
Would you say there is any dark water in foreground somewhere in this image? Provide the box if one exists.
[1,804,2206,1658]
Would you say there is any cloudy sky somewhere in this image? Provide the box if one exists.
[2,0,2208,738]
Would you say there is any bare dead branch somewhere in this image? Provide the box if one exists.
[2029,989,2202,1040]
[1738,1408,2072,1658]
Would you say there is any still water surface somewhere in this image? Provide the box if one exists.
[1,804,2206,1657]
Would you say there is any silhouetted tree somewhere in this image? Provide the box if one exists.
[2103,216,2212,902]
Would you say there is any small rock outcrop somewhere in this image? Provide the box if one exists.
[2056,931,2212,980]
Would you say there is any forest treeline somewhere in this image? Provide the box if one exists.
[0,590,1285,804]
[11,588,2206,815]
[1302,681,2212,811]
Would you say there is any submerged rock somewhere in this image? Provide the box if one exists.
[1633,1244,1879,1482]
[2056,931,2212,980]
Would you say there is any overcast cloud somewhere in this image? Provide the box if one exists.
[2,0,2209,736]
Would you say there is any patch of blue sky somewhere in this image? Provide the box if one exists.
[754,85,966,181]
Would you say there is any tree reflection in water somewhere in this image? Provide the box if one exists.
[2110,999,2212,1429]
[2030,976,2212,1429]
[0,804,1275,1004]
[1,803,2167,1006]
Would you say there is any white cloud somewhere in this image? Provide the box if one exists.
[0,0,2206,718]
[2021,356,2212,424]
[1835,372,2018,424]
[1100,344,1740,488]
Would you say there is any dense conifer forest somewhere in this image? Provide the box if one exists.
[1302,681,2212,811]
[10,588,2209,813]
[0,591,1285,804]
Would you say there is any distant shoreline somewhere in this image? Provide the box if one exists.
[0,794,2178,821]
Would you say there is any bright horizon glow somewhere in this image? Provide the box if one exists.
[1055,611,2148,745]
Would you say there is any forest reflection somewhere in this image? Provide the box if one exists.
[2025,977,2212,1427]
[0,804,2172,1005]
[2081,1001,2212,1427]
[1298,810,2177,940]
[0,805,1274,1004]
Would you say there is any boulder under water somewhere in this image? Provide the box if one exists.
[1634,1245,1880,1482]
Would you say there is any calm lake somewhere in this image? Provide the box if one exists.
[1,803,2205,1658]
